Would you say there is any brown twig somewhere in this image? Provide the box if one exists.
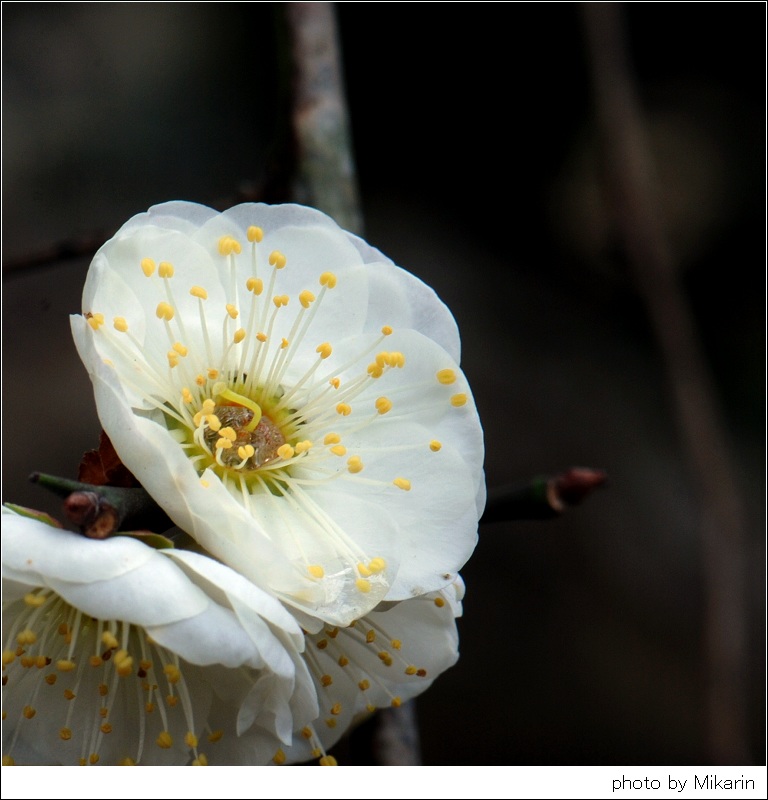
[285,2,363,236]
[582,3,749,764]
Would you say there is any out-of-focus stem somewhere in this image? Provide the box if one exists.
[286,2,363,236]
[582,3,749,764]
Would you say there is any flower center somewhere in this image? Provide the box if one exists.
[202,404,285,470]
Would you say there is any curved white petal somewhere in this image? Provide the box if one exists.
[1,508,316,766]
[72,201,485,628]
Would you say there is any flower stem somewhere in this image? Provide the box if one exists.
[29,472,171,539]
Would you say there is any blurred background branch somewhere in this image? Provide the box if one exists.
[582,3,749,764]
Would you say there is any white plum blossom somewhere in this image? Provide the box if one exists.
[1,506,318,766]
[274,576,466,765]
[71,202,485,627]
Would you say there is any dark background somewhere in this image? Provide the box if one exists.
[2,3,764,765]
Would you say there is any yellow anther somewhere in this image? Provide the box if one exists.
[299,289,316,308]
[207,368,219,380]
[367,363,384,378]
[308,565,325,579]
[281,337,289,349]
[17,630,36,645]
[338,656,349,667]
[273,294,289,308]
[163,664,181,684]
[101,723,113,734]
[145,702,155,713]
[324,432,341,445]
[358,679,370,691]
[99,708,108,717]
[273,749,287,765]
[237,444,255,461]
[330,445,347,456]
[167,351,180,368]
[336,403,352,416]
[256,332,267,342]
[226,303,239,319]
[59,727,72,740]
[319,755,338,766]
[182,388,194,404]
[247,225,263,243]
[316,342,332,359]
[325,718,337,729]
[191,754,208,766]
[158,261,174,278]
[450,393,468,407]
[90,655,103,667]
[173,341,188,356]
[208,730,224,743]
[295,440,313,454]
[391,696,402,708]
[405,665,418,675]
[320,674,333,687]
[347,456,364,473]
[234,327,248,344]
[389,351,406,367]
[63,689,76,700]
[381,325,393,335]
[185,732,198,748]
[357,562,372,577]
[156,731,173,749]
[393,478,411,491]
[327,626,338,639]
[434,596,446,608]
[215,439,231,453]
[87,313,105,330]
[116,656,134,677]
[356,578,371,593]
[1,650,15,667]
[139,659,152,671]
[202,398,216,413]
[23,592,45,607]
[330,703,342,715]
[246,276,264,295]
[220,427,237,441]
[366,630,376,644]
[375,352,389,368]
[167,695,179,707]
[301,727,313,739]
[214,385,262,430]
[429,440,442,452]
[436,368,457,384]
[316,639,328,650]
[277,443,295,460]
[190,285,208,300]
[156,302,174,321]
[378,652,393,667]
[218,235,242,256]
[89,753,100,765]
[391,639,402,650]
[329,377,341,389]
[205,414,221,432]
[141,257,156,277]
[98,683,108,697]
[368,557,387,574]
[269,250,287,268]
[120,758,137,766]
[113,317,129,333]
[375,397,392,414]
[23,705,36,719]
[319,271,337,288]
[196,374,206,386]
